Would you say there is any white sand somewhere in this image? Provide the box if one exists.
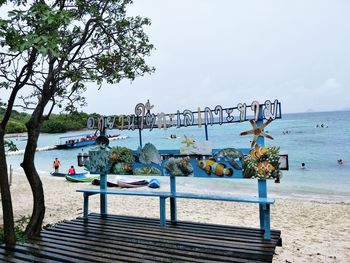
[1,173,349,263]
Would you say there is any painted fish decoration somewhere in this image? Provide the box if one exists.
[250,144,267,159]
[137,143,161,165]
[198,158,233,176]
[213,148,243,170]
[257,160,275,175]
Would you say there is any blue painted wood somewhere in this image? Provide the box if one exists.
[255,105,271,239]
[100,173,107,215]
[170,176,177,224]
[204,124,208,140]
[77,188,172,197]
[83,193,89,218]
[77,188,274,204]
[160,197,166,227]
[138,128,142,148]
[174,192,274,203]
[263,204,271,239]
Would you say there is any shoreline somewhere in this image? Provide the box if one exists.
[1,173,349,262]
[8,168,350,204]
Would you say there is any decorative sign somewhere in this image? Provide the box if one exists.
[87,99,282,131]
[86,150,111,174]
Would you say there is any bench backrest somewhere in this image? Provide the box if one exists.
[132,148,250,179]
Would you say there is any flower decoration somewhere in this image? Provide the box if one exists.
[240,119,274,148]
[243,145,281,182]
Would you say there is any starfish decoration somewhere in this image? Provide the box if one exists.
[144,99,154,112]
[181,135,195,147]
[240,119,274,148]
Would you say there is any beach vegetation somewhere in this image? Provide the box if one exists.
[0,0,154,245]
[0,216,29,244]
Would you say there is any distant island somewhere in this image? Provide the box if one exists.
[0,108,91,134]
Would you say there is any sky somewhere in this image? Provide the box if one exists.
[83,0,350,115]
[3,1,350,115]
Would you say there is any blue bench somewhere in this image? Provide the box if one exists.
[77,150,276,239]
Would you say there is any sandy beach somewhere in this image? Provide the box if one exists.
[1,173,349,263]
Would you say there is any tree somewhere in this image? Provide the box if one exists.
[0,0,154,245]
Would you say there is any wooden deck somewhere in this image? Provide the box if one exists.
[0,213,282,262]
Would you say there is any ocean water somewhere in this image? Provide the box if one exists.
[6,111,350,202]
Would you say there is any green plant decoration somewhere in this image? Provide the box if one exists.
[164,157,194,176]
[108,146,133,174]
[134,167,162,175]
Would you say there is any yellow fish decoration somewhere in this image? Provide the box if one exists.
[198,158,233,177]
[249,144,268,159]
[257,160,275,175]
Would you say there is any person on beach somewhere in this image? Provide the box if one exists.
[337,159,344,165]
[53,158,61,173]
[68,165,76,175]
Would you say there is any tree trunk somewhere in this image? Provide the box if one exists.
[21,119,45,238]
[0,131,16,246]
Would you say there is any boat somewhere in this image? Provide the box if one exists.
[50,171,88,177]
[55,133,120,149]
[91,177,149,188]
[65,173,99,182]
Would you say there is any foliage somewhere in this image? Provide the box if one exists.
[40,119,67,133]
[108,146,133,164]
[242,146,281,181]
[1,108,90,133]
[41,112,89,133]
[108,146,133,174]
[0,0,155,112]
[4,139,18,151]
[164,157,194,176]
[135,166,161,175]
[5,119,26,133]
[0,0,154,243]
[0,216,29,244]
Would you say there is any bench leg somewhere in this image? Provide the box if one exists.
[83,193,89,218]
[160,197,166,227]
[170,197,177,225]
[260,204,271,239]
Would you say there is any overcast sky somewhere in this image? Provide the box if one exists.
[83,1,349,114]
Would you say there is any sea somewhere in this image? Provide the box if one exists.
[5,110,350,203]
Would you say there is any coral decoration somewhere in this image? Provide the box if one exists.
[240,119,274,148]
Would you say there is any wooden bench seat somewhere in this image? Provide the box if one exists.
[173,192,275,204]
[77,184,274,239]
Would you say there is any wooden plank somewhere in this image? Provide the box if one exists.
[38,228,267,263]
[77,188,172,197]
[32,234,254,263]
[69,217,277,250]
[0,248,33,263]
[42,216,276,261]
[17,241,132,263]
[49,221,275,257]
[0,214,280,262]
[87,213,281,243]
[3,244,85,263]
[174,192,275,204]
